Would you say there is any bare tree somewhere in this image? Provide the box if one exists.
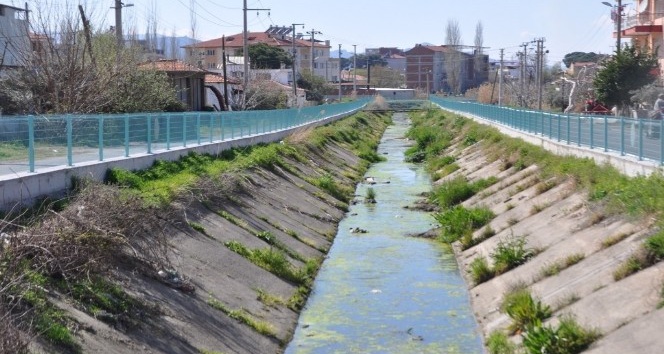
[170,27,179,60]
[474,21,484,85]
[445,19,463,94]
[0,1,183,114]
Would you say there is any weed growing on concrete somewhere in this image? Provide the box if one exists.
[539,253,585,278]
[469,256,494,285]
[492,234,536,275]
[501,288,552,334]
[601,232,630,248]
[555,293,581,310]
[486,330,518,354]
[256,289,286,308]
[433,205,495,244]
[522,315,600,354]
[613,230,664,280]
[429,176,498,208]
[207,297,276,337]
[613,253,646,280]
[188,221,211,238]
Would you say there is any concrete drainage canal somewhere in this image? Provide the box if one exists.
[285,113,483,353]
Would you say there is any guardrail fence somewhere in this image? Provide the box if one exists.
[0,99,369,176]
[430,97,664,165]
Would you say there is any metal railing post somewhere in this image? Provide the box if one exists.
[196,113,201,145]
[66,114,73,166]
[147,114,152,154]
[604,116,608,152]
[28,116,35,172]
[124,114,130,157]
[98,115,104,161]
[166,114,171,150]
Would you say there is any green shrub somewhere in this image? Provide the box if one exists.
[365,187,376,204]
[486,331,517,354]
[645,230,664,261]
[469,256,494,285]
[502,288,552,334]
[492,234,535,274]
[434,206,495,244]
[522,316,600,354]
[430,176,474,208]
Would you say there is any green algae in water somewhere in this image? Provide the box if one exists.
[286,114,483,354]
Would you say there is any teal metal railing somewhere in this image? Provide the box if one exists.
[430,97,664,165]
[0,99,369,176]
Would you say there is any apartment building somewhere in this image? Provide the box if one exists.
[617,0,664,76]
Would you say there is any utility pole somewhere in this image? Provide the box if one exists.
[307,29,322,74]
[338,44,342,101]
[242,0,270,108]
[499,48,504,106]
[603,0,623,53]
[222,35,229,110]
[617,0,622,53]
[352,44,357,93]
[112,1,133,49]
[291,23,304,99]
[532,38,545,110]
[520,42,529,107]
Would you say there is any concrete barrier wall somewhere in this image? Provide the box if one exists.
[0,110,355,212]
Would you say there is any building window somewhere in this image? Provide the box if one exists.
[0,6,4,16]
[208,62,217,69]
[206,49,215,56]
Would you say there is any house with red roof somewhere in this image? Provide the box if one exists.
[138,59,208,111]
[183,26,335,85]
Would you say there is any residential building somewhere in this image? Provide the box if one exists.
[138,59,207,111]
[182,26,334,84]
[615,0,664,77]
[0,3,29,69]
[405,44,488,93]
[205,73,242,111]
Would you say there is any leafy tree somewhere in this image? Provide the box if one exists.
[562,52,602,68]
[352,54,387,69]
[593,45,659,109]
[297,69,332,103]
[247,43,292,69]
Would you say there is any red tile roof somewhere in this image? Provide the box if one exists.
[185,31,328,49]
[138,59,207,73]
[205,73,240,85]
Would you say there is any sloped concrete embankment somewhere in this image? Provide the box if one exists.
[25,114,388,354]
[439,133,664,352]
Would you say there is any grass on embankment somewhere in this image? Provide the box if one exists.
[0,110,391,351]
[406,108,664,354]
[406,108,664,244]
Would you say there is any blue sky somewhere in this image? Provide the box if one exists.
[23,0,624,65]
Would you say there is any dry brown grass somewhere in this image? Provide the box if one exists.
[0,180,182,348]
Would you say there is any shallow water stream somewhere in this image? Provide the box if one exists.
[285,113,483,353]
